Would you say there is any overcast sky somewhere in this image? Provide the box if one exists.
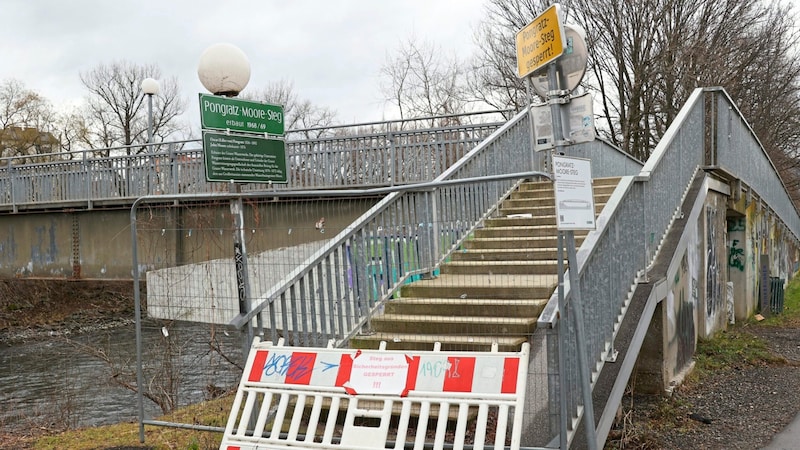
[0,0,489,130]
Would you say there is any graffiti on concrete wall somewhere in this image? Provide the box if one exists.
[706,205,722,327]
[667,253,696,379]
[728,217,746,232]
[729,239,745,271]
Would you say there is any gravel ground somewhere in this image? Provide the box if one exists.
[607,323,800,449]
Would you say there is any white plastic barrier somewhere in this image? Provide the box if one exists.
[220,338,530,450]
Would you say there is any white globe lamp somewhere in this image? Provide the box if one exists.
[197,43,251,97]
[140,77,160,96]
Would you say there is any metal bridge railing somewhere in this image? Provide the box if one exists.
[710,88,800,238]
[0,111,506,212]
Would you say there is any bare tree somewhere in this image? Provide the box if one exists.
[380,37,470,127]
[472,0,800,166]
[78,61,185,155]
[245,79,337,139]
[0,79,59,160]
[467,0,544,116]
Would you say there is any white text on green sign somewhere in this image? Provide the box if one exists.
[199,94,284,135]
[203,132,287,184]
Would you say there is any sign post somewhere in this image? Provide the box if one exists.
[198,91,287,365]
[516,6,598,449]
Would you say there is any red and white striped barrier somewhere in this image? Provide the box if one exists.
[221,339,530,450]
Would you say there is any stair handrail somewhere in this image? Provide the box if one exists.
[537,87,800,447]
[237,108,541,347]
[537,88,708,446]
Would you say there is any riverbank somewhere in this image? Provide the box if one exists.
[0,279,138,345]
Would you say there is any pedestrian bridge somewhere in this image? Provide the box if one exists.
[2,88,798,448]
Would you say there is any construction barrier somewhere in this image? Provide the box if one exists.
[220,338,530,450]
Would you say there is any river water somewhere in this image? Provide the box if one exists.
[0,320,243,432]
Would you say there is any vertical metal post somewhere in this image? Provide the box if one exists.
[428,189,440,277]
[547,59,597,449]
[557,231,568,449]
[146,93,154,145]
[525,77,538,173]
[389,132,396,186]
[230,182,254,360]
[566,231,597,449]
[146,93,154,195]
[83,150,92,210]
[169,144,179,195]
[131,202,145,443]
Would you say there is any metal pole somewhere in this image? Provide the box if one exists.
[146,93,154,194]
[230,182,254,360]
[131,202,145,443]
[547,60,597,449]
[146,93,154,145]
[525,77,538,173]
[566,230,597,449]
[557,231,568,449]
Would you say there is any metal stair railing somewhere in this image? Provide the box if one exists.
[538,87,800,447]
[234,108,542,348]
[538,88,708,446]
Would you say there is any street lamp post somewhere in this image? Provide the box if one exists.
[196,43,255,360]
[134,77,160,443]
[140,78,160,146]
[140,78,159,195]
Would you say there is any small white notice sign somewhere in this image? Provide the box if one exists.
[347,352,409,396]
[553,155,596,230]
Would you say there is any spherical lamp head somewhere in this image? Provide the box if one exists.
[141,77,160,95]
[197,43,251,97]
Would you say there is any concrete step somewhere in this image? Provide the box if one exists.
[504,195,555,208]
[345,177,621,354]
[462,235,585,250]
[399,274,557,300]
[593,176,622,187]
[499,204,605,217]
[349,332,530,352]
[450,247,561,261]
[517,181,553,192]
[369,313,537,335]
[485,215,557,227]
[440,260,559,275]
[473,225,558,239]
[384,297,548,317]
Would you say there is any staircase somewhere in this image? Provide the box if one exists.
[350,177,620,352]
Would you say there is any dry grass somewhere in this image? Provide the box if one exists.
[32,396,233,450]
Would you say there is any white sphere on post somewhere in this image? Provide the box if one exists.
[197,43,251,97]
[140,77,160,96]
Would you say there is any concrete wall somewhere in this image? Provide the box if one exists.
[640,179,800,394]
[0,198,376,280]
[0,210,132,279]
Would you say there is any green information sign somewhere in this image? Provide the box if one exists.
[203,132,287,183]
[199,93,284,135]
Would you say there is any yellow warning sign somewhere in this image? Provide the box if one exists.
[515,4,565,78]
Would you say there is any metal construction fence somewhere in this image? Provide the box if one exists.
[131,104,649,446]
[131,173,559,445]
[0,111,506,212]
